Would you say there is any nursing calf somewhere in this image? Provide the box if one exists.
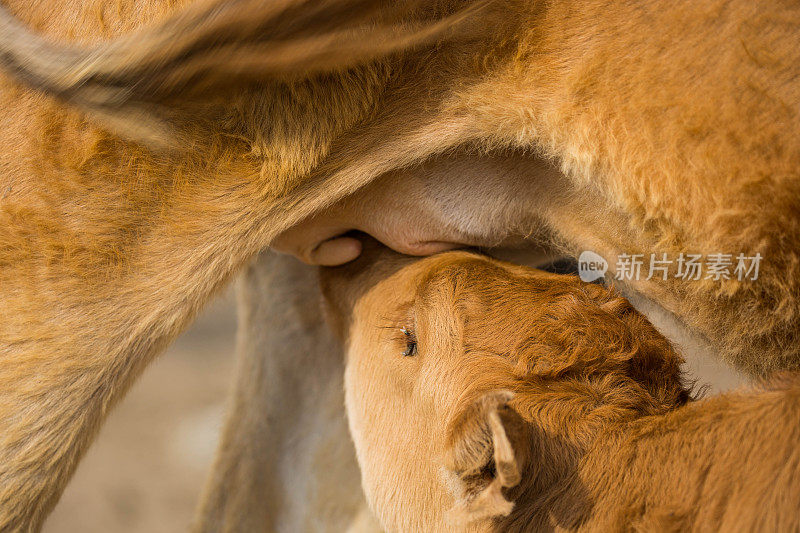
[2,0,799,528]
[320,245,800,532]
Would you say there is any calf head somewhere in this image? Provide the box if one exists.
[320,241,690,532]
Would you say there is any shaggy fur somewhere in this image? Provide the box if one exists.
[319,245,800,532]
[0,0,798,529]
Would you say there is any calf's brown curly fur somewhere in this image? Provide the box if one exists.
[320,248,800,531]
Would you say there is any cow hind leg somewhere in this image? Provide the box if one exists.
[194,250,377,532]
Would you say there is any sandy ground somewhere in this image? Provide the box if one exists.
[42,276,749,533]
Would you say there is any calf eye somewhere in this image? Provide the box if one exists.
[401,327,417,357]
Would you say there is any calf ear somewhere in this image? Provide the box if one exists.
[441,390,528,526]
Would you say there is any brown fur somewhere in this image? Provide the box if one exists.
[0,0,798,529]
[320,245,800,532]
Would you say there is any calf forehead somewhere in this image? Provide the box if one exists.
[410,259,534,397]
[418,262,570,344]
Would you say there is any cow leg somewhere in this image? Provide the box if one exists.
[194,250,378,533]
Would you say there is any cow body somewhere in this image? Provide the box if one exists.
[0,0,798,529]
